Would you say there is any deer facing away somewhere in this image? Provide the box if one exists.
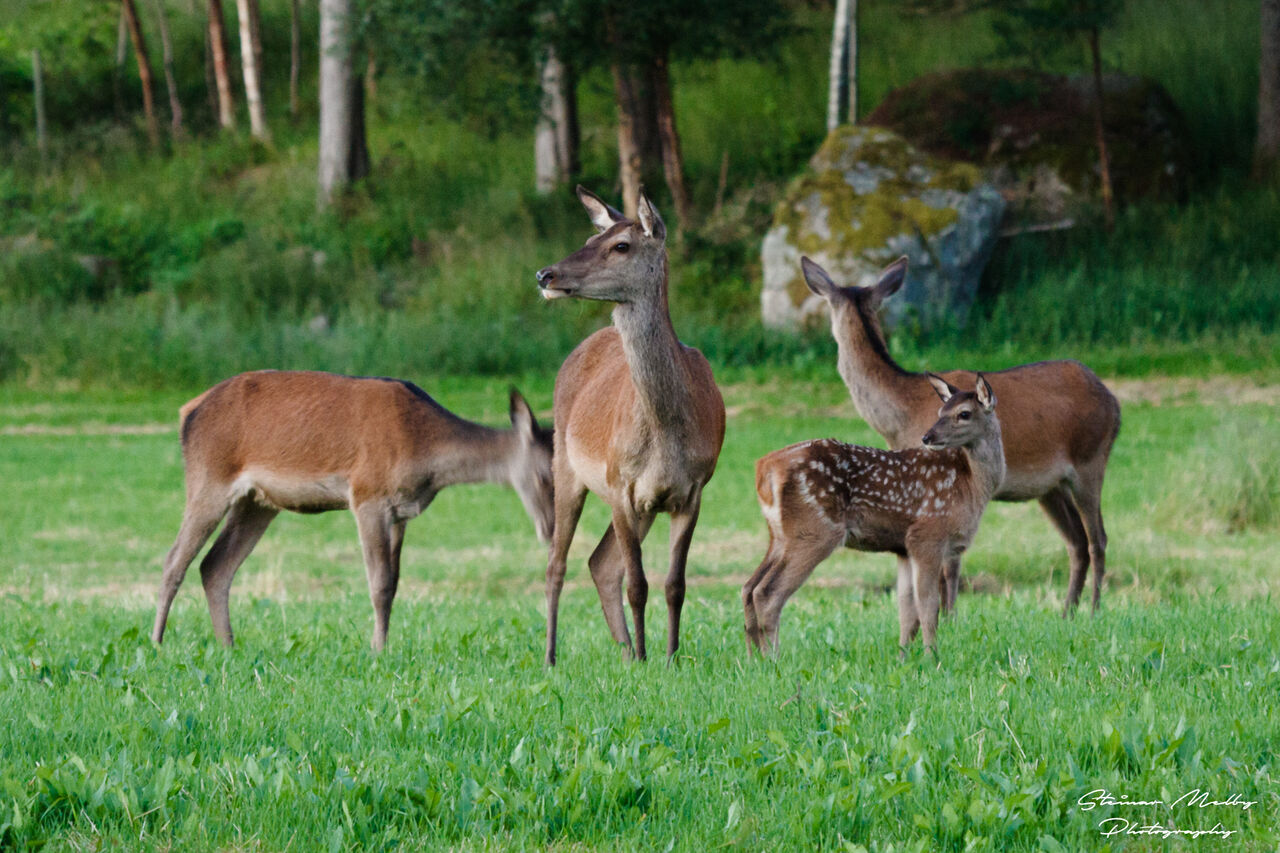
[151,371,554,651]
[802,257,1120,615]
[535,187,726,665]
[744,374,1005,656]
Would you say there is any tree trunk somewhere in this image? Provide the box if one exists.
[208,0,236,129]
[318,0,353,206]
[348,72,370,181]
[827,0,849,132]
[236,0,269,141]
[535,45,578,193]
[150,0,185,138]
[121,0,162,148]
[115,8,128,119]
[612,61,645,218]
[1256,0,1280,179]
[290,0,302,119]
[847,0,858,124]
[1087,26,1114,231]
[650,48,690,238]
[32,49,48,165]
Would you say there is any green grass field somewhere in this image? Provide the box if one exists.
[2,372,1277,850]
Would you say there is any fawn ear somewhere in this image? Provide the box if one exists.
[801,257,840,299]
[975,374,996,412]
[509,387,537,439]
[637,189,666,241]
[576,185,625,233]
[926,372,957,402]
[867,256,908,307]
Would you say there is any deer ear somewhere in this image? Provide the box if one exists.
[637,190,666,241]
[975,374,996,412]
[926,372,957,402]
[509,387,537,439]
[801,257,839,299]
[576,185,624,233]
[867,256,908,307]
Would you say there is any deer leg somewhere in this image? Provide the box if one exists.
[751,526,842,656]
[199,498,278,647]
[1039,488,1090,617]
[664,494,702,661]
[907,545,945,658]
[586,524,632,650]
[941,554,961,615]
[545,478,586,666]
[896,554,920,657]
[152,488,229,644]
[611,507,653,662]
[742,535,780,654]
[354,502,398,652]
[1067,471,1108,613]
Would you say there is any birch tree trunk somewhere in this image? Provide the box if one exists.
[827,0,849,132]
[846,0,858,124]
[236,0,270,141]
[318,0,353,206]
[150,0,185,138]
[121,0,162,148]
[208,0,236,129]
[1256,0,1280,179]
[535,45,578,193]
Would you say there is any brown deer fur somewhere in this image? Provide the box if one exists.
[802,257,1120,615]
[151,371,554,651]
[745,374,1005,655]
[536,187,725,665]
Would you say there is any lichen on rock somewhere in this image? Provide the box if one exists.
[761,126,1004,332]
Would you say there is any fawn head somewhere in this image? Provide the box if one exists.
[801,255,907,350]
[921,373,997,451]
[536,186,667,304]
[506,388,555,543]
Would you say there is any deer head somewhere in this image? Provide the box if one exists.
[535,186,667,304]
[506,388,556,543]
[921,373,997,451]
[801,255,907,355]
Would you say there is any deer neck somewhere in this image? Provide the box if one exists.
[611,270,690,427]
[833,313,921,447]
[425,419,515,489]
[961,421,1006,500]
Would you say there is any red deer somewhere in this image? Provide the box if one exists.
[150,371,554,651]
[801,257,1120,615]
[535,187,726,665]
[745,374,1005,656]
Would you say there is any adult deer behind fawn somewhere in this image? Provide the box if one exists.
[744,374,1005,656]
[802,256,1120,615]
[151,371,554,651]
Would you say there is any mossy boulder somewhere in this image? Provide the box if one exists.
[867,68,1192,226]
[761,126,1004,331]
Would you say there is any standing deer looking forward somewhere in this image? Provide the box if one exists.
[801,257,1120,615]
[745,374,1005,656]
[535,187,726,665]
[151,371,554,651]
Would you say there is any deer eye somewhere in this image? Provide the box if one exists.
[957,410,972,421]
[613,242,630,254]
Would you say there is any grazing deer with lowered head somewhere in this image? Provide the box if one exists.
[801,257,1120,615]
[151,371,554,651]
[745,374,1004,656]
[535,187,725,665]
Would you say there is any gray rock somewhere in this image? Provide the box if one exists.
[761,126,1005,331]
